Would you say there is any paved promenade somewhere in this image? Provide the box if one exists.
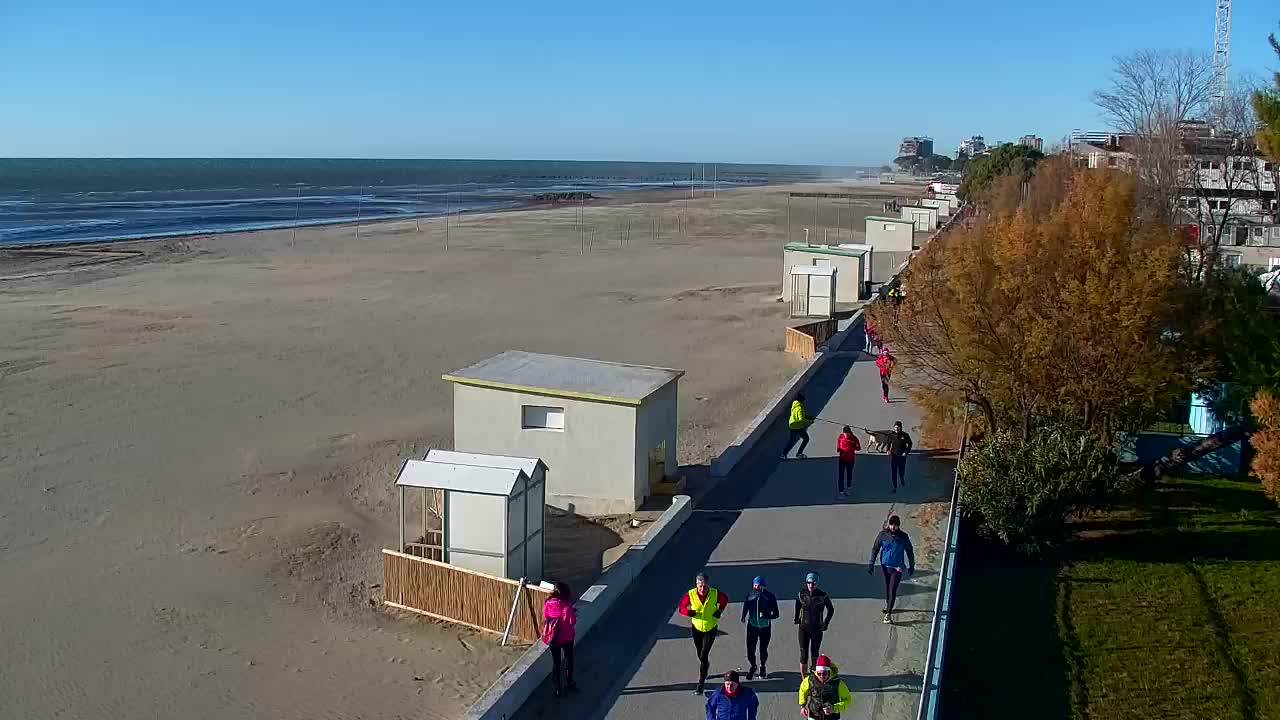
[514,334,955,720]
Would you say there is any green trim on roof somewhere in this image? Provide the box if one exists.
[863,216,916,224]
[783,242,867,257]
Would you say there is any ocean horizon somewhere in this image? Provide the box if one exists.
[0,158,875,247]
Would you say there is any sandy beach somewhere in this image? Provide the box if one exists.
[0,180,917,719]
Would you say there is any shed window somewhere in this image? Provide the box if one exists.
[883,223,896,231]
[521,405,565,430]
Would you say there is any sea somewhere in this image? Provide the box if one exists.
[0,159,870,248]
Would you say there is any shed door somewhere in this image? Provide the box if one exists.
[912,211,928,231]
[790,275,810,317]
[809,273,832,317]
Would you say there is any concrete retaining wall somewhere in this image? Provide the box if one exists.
[463,494,693,720]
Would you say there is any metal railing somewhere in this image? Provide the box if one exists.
[916,431,968,720]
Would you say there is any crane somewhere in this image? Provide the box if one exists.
[1212,0,1231,112]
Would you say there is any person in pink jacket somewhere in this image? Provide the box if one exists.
[542,581,578,697]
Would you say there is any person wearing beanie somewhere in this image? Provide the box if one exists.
[867,514,916,623]
[798,655,852,719]
[679,570,728,695]
[793,572,835,676]
[705,670,759,720]
[739,575,779,679]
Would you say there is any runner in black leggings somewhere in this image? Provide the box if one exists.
[793,572,834,675]
[867,514,916,624]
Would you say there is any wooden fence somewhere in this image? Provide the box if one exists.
[785,319,838,360]
[382,549,551,642]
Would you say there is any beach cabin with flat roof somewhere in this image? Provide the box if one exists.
[902,205,938,232]
[394,449,546,581]
[919,197,952,220]
[864,216,917,252]
[444,351,683,516]
[781,242,867,303]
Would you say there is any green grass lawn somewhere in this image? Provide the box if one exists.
[942,476,1280,720]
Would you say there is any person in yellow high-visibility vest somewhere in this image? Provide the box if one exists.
[679,570,729,695]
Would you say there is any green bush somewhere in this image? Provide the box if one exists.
[959,426,1129,555]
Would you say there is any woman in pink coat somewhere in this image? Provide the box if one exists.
[542,581,578,697]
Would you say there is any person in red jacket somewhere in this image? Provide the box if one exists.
[875,348,896,403]
[679,571,729,695]
[835,426,860,499]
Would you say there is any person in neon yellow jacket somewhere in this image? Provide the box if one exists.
[798,655,852,719]
[782,393,812,459]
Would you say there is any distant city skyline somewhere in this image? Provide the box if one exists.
[1,1,1276,164]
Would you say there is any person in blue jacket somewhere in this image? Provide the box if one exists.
[705,670,759,720]
[740,575,780,679]
[867,514,915,624]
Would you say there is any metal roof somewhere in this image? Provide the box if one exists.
[783,242,867,257]
[864,216,916,224]
[443,350,684,406]
[790,265,837,276]
[396,450,546,495]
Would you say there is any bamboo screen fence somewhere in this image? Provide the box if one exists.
[382,549,550,642]
[785,319,838,360]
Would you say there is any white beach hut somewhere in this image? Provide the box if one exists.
[394,449,547,582]
[789,265,836,319]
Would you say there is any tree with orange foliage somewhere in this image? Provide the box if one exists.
[870,161,1196,441]
[1252,390,1280,504]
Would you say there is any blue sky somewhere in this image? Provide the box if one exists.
[1,1,1276,165]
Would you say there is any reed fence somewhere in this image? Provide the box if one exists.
[383,549,550,642]
[785,319,838,360]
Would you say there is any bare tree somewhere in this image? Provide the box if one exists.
[1092,49,1215,135]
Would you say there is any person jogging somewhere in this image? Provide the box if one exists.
[797,655,852,719]
[864,318,881,355]
[679,570,728,695]
[705,670,759,720]
[793,572,834,676]
[887,421,913,492]
[740,576,779,679]
[835,426,860,498]
[782,393,812,459]
[875,347,896,403]
[867,514,915,624]
[541,581,578,697]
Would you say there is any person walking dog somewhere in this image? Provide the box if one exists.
[740,576,779,679]
[836,426,860,498]
[541,581,578,698]
[679,570,728,695]
[867,514,916,624]
[706,670,759,720]
[794,572,834,676]
[797,655,852,719]
[782,393,813,459]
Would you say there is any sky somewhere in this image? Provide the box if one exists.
[1,1,1277,165]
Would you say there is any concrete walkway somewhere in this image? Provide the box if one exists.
[513,334,955,720]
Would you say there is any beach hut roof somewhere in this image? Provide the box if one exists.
[395,449,546,496]
[443,350,684,406]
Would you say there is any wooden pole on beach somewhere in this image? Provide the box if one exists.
[786,194,792,244]
[355,185,363,239]
[445,192,450,251]
[292,185,301,249]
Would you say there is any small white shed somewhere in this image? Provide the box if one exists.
[902,205,938,231]
[445,352,683,516]
[789,265,836,318]
[864,216,917,252]
[395,449,547,581]
[919,197,952,219]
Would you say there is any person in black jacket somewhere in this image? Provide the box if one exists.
[887,421,913,493]
[740,576,779,679]
[793,571,835,676]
